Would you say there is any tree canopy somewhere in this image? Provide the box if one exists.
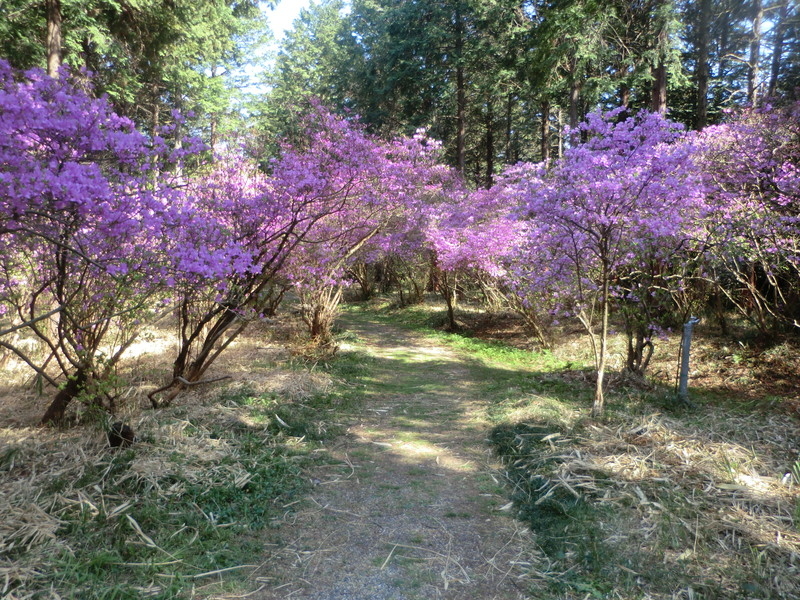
[255,0,798,180]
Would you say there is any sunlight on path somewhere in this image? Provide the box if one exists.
[251,315,535,600]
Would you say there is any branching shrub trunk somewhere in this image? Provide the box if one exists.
[300,285,344,345]
[498,287,552,349]
[348,262,381,301]
[385,256,429,307]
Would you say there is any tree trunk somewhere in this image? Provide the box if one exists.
[210,118,218,154]
[485,95,494,187]
[46,0,62,77]
[569,77,581,129]
[445,287,457,331]
[717,11,730,80]
[651,63,667,114]
[540,99,550,163]
[41,369,87,425]
[592,261,610,417]
[149,302,245,407]
[747,0,763,105]
[209,63,220,154]
[455,72,466,173]
[505,94,513,165]
[714,287,729,336]
[454,3,467,175]
[619,84,630,110]
[650,0,668,115]
[696,0,711,129]
[625,329,654,375]
[173,95,184,179]
[150,82,161,141]
[439,270,457,331]
[767,1,788,97]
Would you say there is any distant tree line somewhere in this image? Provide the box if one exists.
[2,0,796,177]
[256,0,799,183]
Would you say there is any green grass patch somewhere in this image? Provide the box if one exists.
[4,361,362,599]
[347,303,564,369]
[344,303,589,427]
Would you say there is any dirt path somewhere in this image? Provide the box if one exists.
[250,315,535,600]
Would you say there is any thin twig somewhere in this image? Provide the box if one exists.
[0,307,62,338]
[213,584,268,599]
[192,565,259,580]
[381,544,398,570]
[175,375,232,387]
[148,375,232,407]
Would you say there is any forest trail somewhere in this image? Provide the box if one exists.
[251,313,535,600]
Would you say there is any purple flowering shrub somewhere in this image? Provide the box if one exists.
[2,57,798,422]
[698,103,800,334]
[492,110,708,414]
[0,61,203,422]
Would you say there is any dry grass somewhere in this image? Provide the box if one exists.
[491,402,800,598]
[0,316,336,599]
[1,425,109,595]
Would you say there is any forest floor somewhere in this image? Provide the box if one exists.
[1,301,799,599]
[242,304,800,600]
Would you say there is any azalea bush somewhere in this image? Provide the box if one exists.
[280,108,403,345]
[0,61,201,422]
[148,156,278,406]
[284,121,456,344]
[423,185,525,330]
[491,110,708,415]
[699,103,800,337]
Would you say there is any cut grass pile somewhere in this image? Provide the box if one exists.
[490,413,800,599]
[0,373,359,599]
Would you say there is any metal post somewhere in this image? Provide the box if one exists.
[678,317,700,404]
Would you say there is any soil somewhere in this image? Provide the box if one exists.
[249,315,537,600]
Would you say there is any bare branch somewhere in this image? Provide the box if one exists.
[0,307,63,338]
[0,340,59,387]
